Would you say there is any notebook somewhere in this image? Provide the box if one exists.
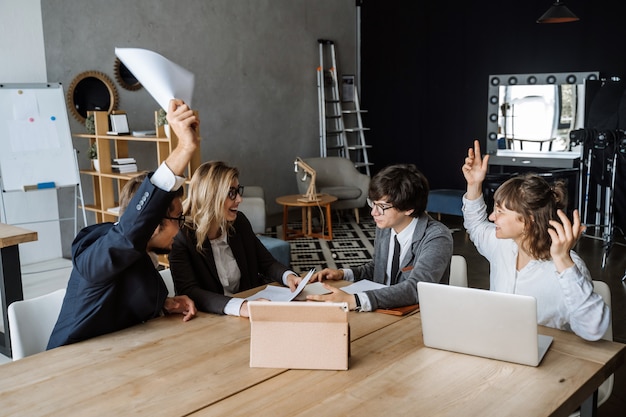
[417,282,553,366]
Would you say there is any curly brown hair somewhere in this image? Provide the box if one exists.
[493,173,568,260]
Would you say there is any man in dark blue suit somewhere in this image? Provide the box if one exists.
[48,99,199,349]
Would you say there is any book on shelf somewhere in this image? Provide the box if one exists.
[112,157,137,164]
[112,164,138,173]
[132,130,156,137]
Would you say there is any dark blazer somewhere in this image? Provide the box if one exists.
[168,212,288,314]
[47,177,172,349]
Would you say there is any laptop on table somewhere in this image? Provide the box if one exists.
[417,282,553,367]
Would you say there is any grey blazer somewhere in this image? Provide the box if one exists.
[352,213,453,310]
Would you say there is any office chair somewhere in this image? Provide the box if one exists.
[571,280,614,416]
[7,288,66,360]
[449,255,468,287]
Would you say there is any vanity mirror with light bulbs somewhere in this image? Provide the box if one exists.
[486,71,599,169]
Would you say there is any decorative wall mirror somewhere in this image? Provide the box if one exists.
[114,58,142,91]
[486,72,599,157]
[67,70,119,123]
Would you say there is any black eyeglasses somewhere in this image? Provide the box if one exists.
[228,185,244,200]
[164,214,186,229]
[367,198,394,214]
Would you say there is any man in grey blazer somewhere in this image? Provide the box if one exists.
[308,164,453,311]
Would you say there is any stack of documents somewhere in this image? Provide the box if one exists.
[111,157,137,173]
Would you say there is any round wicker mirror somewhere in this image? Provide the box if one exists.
[67,70,119,123]
[114,58,142,91]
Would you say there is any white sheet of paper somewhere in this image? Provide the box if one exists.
[341,279,388,294]
[247,269,315,302]
[294,281,333,301]
[115,47,195,111]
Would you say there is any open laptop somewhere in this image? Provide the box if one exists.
[417,282,553,366]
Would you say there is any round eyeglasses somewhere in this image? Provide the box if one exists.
[164,214,186,229]
[367,198,394,214]
[228,185,245,200]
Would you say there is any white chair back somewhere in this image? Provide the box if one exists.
[591,281,614,408]
[449,255,468,287]
[570,281,614,416]
[7,288,66,360]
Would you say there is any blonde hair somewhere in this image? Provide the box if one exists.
[494,173,567,260]
[184,161,239,251]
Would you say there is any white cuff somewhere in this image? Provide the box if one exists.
[224,297,245,316]
[342,268,355,282]
[281,270,298,286]
[150,162,186,192]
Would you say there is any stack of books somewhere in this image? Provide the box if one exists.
[111,157,138,173]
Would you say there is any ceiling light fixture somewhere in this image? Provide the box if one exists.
[537,0,580,23]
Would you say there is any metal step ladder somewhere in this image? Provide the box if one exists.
[342,86,372,176]
[317,39,348,158]
[317,39,372,175]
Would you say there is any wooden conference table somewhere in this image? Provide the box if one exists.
[0,281,624,417]
[0,222,38,357]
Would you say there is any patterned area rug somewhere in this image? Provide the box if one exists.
[264,218,376,276]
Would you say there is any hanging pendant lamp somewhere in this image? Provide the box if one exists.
[537,0,580,23]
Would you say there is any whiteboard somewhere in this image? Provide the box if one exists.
[0,83,79,191]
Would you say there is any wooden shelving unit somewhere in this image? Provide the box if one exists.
[74,110,201,223]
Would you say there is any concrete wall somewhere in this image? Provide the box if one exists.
[42,0,357,224]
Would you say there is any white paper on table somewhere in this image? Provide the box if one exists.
[293,281,333,301]
[115,47,194,111]
[246,269,315,302]
[341,279,388,294]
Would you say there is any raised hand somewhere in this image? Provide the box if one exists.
[547,209,585,273]
[462,140,490,200]
[163,99,200,176]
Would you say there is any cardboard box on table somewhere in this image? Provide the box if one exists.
[248,301,349,370]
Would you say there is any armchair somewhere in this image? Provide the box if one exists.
[295,157,369,223]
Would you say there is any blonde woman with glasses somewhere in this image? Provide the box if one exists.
[168,161,303,318]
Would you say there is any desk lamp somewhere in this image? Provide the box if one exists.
[294,157,320,202]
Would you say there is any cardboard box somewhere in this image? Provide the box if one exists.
[248,301,349,370]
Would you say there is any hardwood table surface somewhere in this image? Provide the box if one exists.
[0,223,38,248]
[195,313,625,417]
[0,282,403,417]
[0,280,623,417]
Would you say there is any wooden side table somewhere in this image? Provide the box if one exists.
[276,194,337,240]
[0,223,38,357]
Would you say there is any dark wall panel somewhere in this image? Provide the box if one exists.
[361,0,626,190]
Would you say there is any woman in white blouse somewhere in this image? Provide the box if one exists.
[461,140,609,341]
